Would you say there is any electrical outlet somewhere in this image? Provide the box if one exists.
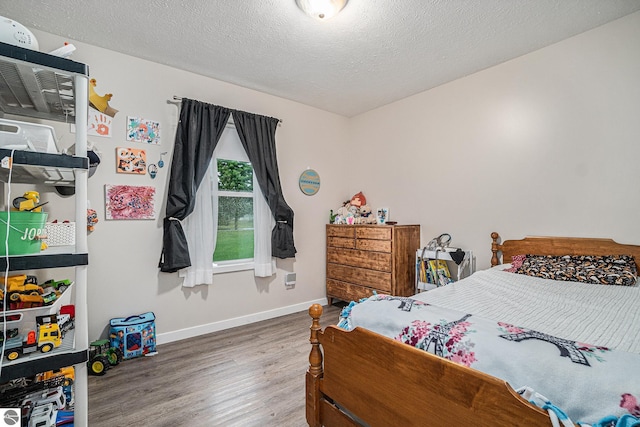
[285,272,296,289]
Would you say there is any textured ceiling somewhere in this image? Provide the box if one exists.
[2,1,640,117]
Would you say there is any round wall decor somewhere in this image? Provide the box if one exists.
[299,169,320,196]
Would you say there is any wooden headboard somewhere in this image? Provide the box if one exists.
[491,232,640,272]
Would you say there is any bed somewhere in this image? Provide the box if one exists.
[306,232,640,427]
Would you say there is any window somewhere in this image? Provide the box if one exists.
[212,125,255,272]
[215,158,254,261]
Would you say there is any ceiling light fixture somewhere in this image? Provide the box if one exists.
[295,0,349,20]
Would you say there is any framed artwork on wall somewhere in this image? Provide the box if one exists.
[70,106,113,137]
[127,116,161,144]
[116,147,146,174]
[105,184,157,220]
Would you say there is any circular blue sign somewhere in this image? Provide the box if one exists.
[299,169,320,196]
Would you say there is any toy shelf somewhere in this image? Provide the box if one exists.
[0,283,83,381]
[0,39,90,424]
[0,253,88,272]
[0,41,88,122]
[0,149,88,186]
[0,333,86,382]
[1,281,74,325]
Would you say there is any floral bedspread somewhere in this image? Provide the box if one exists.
[339,294,640,425]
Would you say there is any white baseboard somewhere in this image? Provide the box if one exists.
[156,297,329,345]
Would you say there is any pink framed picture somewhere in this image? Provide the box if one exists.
[105,184,156,220]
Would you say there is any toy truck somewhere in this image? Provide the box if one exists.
[22,385,66,410]
[27,402,58,427]
[4,274,43,302]
[34,314,64,352]
[4,330,39,360]
[36,366,75,387]
[88,339,123,375]
[12,293,45,309]
[36,367,75,408]
[3,316,64,361]
[58,305,75,336]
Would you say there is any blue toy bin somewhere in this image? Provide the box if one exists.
[109,312,157,359]
[0,211,48,255]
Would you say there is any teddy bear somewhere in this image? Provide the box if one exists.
[359,204,372,217]
[357,204,376,224]
[335,200,352,218]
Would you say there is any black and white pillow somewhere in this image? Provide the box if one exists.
[513,254,637,286]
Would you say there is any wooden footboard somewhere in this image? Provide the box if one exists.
[306,304,551,427]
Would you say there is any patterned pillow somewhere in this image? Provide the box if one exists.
[513,254,638,286]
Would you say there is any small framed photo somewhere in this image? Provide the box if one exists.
[376,207,389,225]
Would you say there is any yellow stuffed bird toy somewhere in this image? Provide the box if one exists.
[89,78,118,117]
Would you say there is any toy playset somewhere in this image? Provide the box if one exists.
[109,312,156,360]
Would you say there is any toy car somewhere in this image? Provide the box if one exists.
[41,291,57,305]
[41,279,71,294]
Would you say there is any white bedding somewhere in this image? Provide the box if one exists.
[412,267,640,354]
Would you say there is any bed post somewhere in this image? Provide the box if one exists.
[306,304,323,427]
[491,232,501,266]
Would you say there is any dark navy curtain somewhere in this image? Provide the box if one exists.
[159,99,231,272]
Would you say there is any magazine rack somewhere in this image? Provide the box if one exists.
[416,248,473,292]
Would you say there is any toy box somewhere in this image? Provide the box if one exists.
[109,312,156,359]
[0,118,59,153]
[0,211,47,255]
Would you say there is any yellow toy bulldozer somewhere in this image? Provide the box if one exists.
[12,191,48,212]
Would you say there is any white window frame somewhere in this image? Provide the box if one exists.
[212,124,255,274]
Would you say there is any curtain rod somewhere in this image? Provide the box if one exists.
[170,96,282,125]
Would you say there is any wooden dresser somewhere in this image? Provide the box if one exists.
[326,224,420,304]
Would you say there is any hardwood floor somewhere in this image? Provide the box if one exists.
[88,304,341,427]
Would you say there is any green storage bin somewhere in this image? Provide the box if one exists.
[0,211,48,255]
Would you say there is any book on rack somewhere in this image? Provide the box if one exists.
[428,259,453,287]
[417,259,427,283]
[418,259,435,284]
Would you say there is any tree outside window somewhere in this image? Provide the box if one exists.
[214,159,254,262]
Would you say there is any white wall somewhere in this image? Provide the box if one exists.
[23,10,640,342]
[349,11,640,270]
[29,30,348,342]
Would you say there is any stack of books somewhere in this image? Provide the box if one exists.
[417,258,453,287]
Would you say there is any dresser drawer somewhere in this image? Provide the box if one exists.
[326,279,381,302]
[326,223,420,304]
[327,263,392,292]
[327,225,356,238]
[327,236,355,249]
[356,227,391,240]
[327,248,392,272]
[356,239,391,252]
